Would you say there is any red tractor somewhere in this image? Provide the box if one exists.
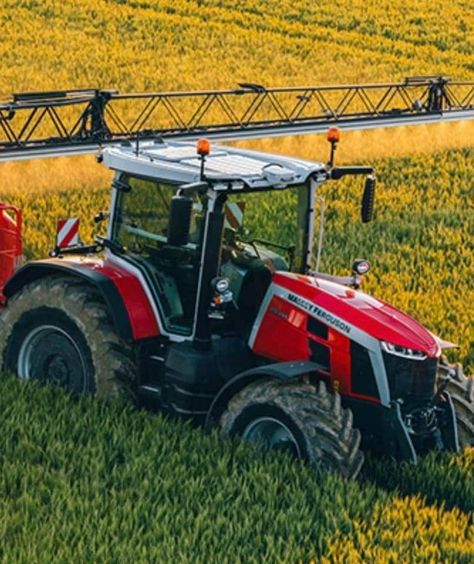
[0,130,472,479]
[0,79,473,478]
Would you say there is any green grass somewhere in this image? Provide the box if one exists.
[0,375,473,562]
[363,450,474,514]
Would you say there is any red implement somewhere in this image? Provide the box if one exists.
[0,204,22,304]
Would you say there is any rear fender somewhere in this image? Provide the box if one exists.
[205,360,323,428]
[3,259,158,342]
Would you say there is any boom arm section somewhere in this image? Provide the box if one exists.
[0,76,473,161]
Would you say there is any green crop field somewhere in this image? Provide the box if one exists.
[0,0,474,195]
[0,376,473,562]
[0,0,473,561]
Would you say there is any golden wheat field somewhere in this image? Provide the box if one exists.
[0,1,473,562]
[1,0,474,190]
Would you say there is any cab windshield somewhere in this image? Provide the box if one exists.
[219,183,311,329]
[223,184,311,273]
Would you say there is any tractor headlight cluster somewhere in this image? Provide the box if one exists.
[381,341,427,361]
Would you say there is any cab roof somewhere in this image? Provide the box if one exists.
[101,140,326,190]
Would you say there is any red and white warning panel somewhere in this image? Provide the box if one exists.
[56,218,80,249]
[224,201,245,231]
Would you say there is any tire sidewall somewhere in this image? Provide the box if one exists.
[4,305,96,394]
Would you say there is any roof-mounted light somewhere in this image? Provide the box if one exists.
[197,138,211,156]
[327,127,340,168]
[327,126,340,144]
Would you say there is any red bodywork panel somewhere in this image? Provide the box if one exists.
[251,271,441,403]
[252,291,355,397]
[265,272,439,355]
[61,256,160,341]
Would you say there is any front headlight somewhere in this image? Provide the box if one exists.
[381,341,427,361]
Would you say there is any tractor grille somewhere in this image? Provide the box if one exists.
[382,353,437,405]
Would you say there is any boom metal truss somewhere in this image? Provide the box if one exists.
[0,76,473,161]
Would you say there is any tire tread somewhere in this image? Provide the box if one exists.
[220,378,364,479]
[0,275,136,402]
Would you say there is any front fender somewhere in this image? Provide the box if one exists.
[205,360,323,428]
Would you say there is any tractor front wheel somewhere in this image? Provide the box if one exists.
[0,276,136,401]
[438,358,474,448]
[220,379,364,479]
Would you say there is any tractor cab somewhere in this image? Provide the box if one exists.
[102,139,328,344]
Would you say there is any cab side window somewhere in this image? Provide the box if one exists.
[112,175,207,336]
[114,176,173,254]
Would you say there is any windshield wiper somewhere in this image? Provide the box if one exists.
[240,237,296,269]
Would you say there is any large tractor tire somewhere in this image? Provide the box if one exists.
[220,379,364,479]
[0,276,136,401]
[438,358,474,448]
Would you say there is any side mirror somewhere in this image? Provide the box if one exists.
[361,175,376,223]
[167,194,193,246]
[94,211,109,223]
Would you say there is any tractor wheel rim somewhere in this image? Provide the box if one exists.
[242,416,301,458]
[18,324,88,393]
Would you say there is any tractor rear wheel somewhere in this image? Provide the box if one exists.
[438,358,474,448]
[0,276,136,401]
[220,379,364,479]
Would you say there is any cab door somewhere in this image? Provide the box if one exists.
[110,174,207,337]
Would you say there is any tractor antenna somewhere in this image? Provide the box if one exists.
[135,132,140,156]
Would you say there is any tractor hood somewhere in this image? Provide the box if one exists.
[272,272,441,358]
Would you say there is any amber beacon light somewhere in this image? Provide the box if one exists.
[327,126,341,143]
[197,138,211,156]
